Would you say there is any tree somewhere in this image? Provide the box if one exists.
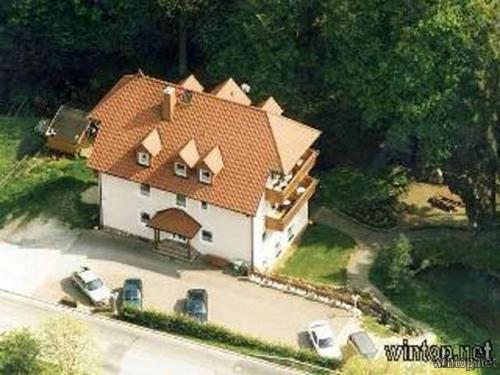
[379,234,412,292]
[0,328,41,375]
[38,317,98,375]
[157,0,219,77]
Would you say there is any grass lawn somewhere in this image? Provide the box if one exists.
[0,115,98,229]
[277,224,357,286]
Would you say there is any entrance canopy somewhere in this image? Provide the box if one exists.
[149,208,201,239]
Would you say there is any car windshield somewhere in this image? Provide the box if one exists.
[190,300,206,314]
[85,279,103,291]
[318,337,334,348]
[125,289,140,300]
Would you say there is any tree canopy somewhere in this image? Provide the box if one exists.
[1,0,499,226]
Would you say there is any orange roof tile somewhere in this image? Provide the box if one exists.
[267,113,321,175]
[257,96,284,115]
[149,208,201,238]
[210,78,251,106]
[203,146,224,175]
[179,74,204,92]
[141,128,162,157]
[87,74,320,215]
[178,138,200,168]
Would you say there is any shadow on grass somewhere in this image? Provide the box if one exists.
[0,176,98,230]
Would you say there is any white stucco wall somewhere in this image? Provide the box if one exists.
[252,196,309,271]
[100,173,253,262]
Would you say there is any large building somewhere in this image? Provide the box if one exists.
[87,72,320,271]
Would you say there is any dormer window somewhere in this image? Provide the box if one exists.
[137,151,150,167]
[175,162,187,177]
[199,168,212,184]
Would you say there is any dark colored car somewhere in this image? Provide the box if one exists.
[185,288,208,323]
[122,278,143,310]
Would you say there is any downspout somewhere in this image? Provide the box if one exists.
[98,173,103,229]
[250,215,254,272]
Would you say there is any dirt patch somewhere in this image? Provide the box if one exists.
[400,183,467,228]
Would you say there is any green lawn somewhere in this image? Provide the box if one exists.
[0,115,98,229]
[277,224,357,286]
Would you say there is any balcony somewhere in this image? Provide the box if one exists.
[265,149,318,205]
[265,176,318,231]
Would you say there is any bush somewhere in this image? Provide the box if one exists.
[319,167,409,228]
[0,328,41,375]
[119,307,339,370]
[377,234,412,291]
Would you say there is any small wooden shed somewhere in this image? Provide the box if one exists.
[45,105,92,156]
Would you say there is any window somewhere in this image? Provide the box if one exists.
[176,194,187,208]
[201,201,208,210]
[199,168,212,184]
[287,225,295,241]
[140,212,150,224]
[137,151,150,167]
[262,231,267,241]
[175,162,187,177]
[201,230,213,243]
[140,183,150,196]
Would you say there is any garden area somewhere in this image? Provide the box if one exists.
[0,115,98,230]
[370,233,500,374]
[276,223,357,286]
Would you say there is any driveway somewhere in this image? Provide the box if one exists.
[0,217,360,348]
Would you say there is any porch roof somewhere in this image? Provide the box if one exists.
[149,208,201,239]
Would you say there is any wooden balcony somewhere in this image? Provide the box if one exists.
[265,176,318,231]
[266,149,318,205]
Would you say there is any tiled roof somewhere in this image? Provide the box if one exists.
[141,129,162,157]
[267,113,321,175]
[203,146,224,175]
[149,208,201,238]
[210,78,251,106]
[179,138,200,168]
[87,73,320,215]
[257,96,283,115]
[179,74,204,92]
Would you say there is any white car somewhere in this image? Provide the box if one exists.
[307,321,342,359]
[71,267,111,306]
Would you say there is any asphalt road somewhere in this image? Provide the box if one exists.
[0,290,305,375]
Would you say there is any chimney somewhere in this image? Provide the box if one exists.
[162,86,176,121]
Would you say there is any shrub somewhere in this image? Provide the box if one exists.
[319,167,409,228]
[119,307,339,370]
[378,234,412,291]
[0,328,41,375]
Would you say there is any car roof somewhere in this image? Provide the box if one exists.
[349,331,377,355]
[78,269,100,283]
[310,321,333,339]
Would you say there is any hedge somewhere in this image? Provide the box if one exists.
[119,307,339,370]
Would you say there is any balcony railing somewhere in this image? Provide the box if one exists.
[265,149,318,205]
[265,176,318,231]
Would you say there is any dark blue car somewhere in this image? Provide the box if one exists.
[185,288,208,323]
[122,278,143,310]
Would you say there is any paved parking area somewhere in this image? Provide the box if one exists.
[0,218,360,348]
